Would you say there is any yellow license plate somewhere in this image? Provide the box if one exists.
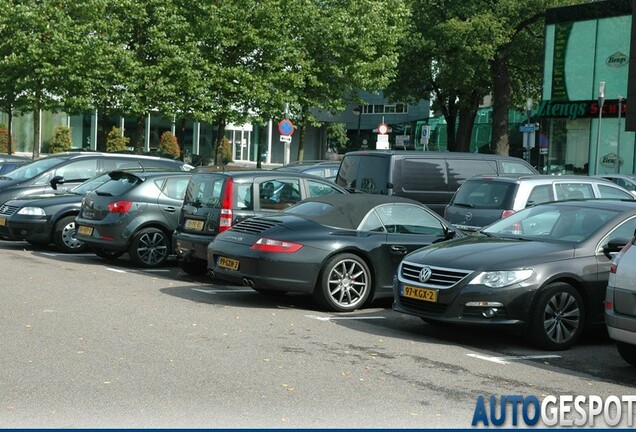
[402,285,438,303]
[185,219,205,230]
[77,225,93,236]
[218,256,239,271]
[0,217,5,227]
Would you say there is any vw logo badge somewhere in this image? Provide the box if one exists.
[419,266,432,283]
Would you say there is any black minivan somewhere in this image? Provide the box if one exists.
[173,168,347,276]
[334,150,538,216]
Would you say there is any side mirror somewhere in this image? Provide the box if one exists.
[50,175,65,190]
[444,225,458,239]
[603,237,631,256]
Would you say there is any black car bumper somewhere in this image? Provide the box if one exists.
[173,230,215,262]
[0,216,50,243]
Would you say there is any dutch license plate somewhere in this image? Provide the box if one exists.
[218,256,239,271]
[402,285,438,303]
[77,225,93,236]
[0,217,5,227]
[185,219,205,230]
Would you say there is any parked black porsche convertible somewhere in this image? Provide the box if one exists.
[208,194,462,312]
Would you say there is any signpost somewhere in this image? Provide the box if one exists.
[278,119,295,164]
[377,122,389,150]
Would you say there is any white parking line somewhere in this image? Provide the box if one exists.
[466,353,561,365]
[191,288,254,294]
[106,267,127,274]
[305,314,386,321]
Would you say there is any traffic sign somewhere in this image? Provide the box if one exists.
[519,124,538,133]
[378,123,389,135]
[280,135,292,143]
[278,119,295,136]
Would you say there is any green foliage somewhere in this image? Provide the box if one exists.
[159,131,180,159]
[106,126,130,152]
[326,123,348,153]
[49,126,73,154]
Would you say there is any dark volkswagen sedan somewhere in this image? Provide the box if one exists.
[0,173,116,252]
[393,200,636,350]
[209,194,462,312]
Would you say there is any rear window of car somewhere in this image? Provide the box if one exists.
[94,172,143,196]
[336,155,389,193]
[451,180,516,209]
[184,174,225,208]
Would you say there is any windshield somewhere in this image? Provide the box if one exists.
[0,157,66,181]
[482,204,619,243]
[70,173,112,195]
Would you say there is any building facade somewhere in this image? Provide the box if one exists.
[541,0,634,175]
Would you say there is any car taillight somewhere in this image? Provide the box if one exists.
[501,209,516,219]
[251,237,303,253]
[218,177,234,232]
[108,200,132,213]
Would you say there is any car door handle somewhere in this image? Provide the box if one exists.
[163,206,177,213]
[390,245,408,255]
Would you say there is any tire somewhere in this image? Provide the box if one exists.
[179,258,208,276]
[129,227,170,268]
[92,248,124,261]
[526,282,585,350]
[53,216,87,253]
[616,342,636,367]
[313,253,372,312]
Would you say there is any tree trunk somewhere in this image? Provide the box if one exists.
[7,109,13,155]
[214,116,227,166]
[440,96,458,151]
[456,105,478,153]
[33,109,41,158]
[490,56,512,155]
[134,114,145,154]
[176,117,187,157]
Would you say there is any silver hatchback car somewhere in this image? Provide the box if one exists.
[445,174,635,233]
[605,232,636,366]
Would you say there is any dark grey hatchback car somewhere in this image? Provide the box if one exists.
[173,168,348,276]
[75,170,192,267]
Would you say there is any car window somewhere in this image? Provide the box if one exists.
[95,173,143,196]
[447,160,497,189]
[606,217,636,242]
[306,179,343,198]
[616,178,636,192]
[598,184,634,200]
[526,184,553,206]
[5,157,65,181]
[259,179,301,210]
[160,176,189,200]
[402,158,447,192]
[337,155,389,193]
[554,183,594,200]
[366,203,445,235]
[184,174,225,208]
[71,173,111,195]
[358,210,386,232]
[54,159,98,182]
[103,159,142,171]
[236,183,253,210]
[452,181,515,209]
[500,161,536,174]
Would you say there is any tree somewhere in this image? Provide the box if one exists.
[49,126,73,154]
[159,131,180,159]
[389,0,584,154]
[106,126,130,152]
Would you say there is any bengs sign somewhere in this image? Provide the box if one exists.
[536,99,627,120]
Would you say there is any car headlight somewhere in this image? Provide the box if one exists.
[17,207,46,216]
[468,269,534,288]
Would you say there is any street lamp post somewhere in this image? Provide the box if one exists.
[524,98,533,163]
[595,81,605,175]
[352,106,362,149]
[616,96,624,173]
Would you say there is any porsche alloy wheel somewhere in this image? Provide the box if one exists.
[315,253,371,312]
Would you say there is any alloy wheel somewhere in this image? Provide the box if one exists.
[542,291,581,345]
[135,231,168,266]
[326,258,369,310]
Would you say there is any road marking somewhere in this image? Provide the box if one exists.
[143,269,171,273]
[305,314,386,321]
[106,267,127,274]
[40,252,93,257]
[466,353,561,365]
[191,288,254,294]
